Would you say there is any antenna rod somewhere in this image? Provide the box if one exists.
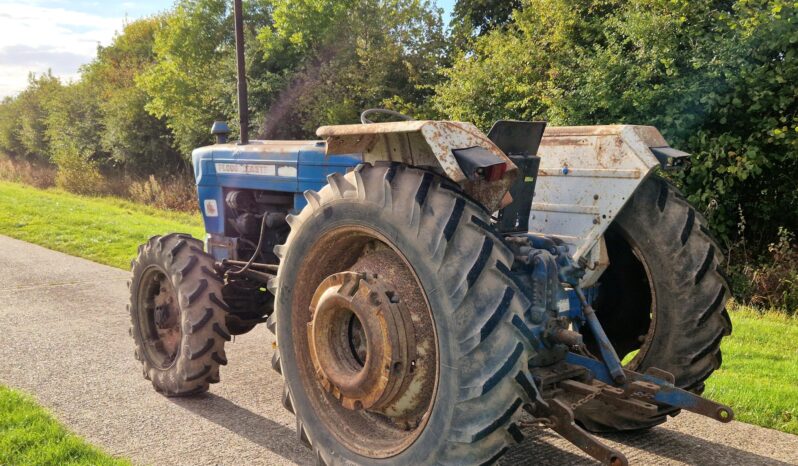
[233,0,249,144]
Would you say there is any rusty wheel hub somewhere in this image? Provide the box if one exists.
[153,285,177,330]
[308,272,416,412]
[138,269,182,369]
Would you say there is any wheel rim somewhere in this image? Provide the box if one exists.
[137,266,182,369]
[290,225,438,458]
[591,226,657,369]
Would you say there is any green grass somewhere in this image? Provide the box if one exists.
[0,181,203,269]
[0,386,129,465]
[705,304,798,434]
[0,178,796,451]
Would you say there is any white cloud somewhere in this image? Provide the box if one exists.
[0,3,124,97]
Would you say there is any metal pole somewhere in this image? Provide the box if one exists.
[574,287,626,384]
[233,0,249,144]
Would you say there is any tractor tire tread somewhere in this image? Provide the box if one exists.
[128,234,229,397]
[576,175,731,432]
[271,164,537,465]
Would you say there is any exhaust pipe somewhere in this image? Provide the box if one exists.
[233,0,249,144]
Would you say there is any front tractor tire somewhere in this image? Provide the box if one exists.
[270,164,539,465]
[129,234,230,396]
[577,176,732,432]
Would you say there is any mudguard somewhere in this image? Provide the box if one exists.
[317,120,518,212]
[534,125,685,272]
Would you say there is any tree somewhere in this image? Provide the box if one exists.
[256,0,447,138]
[435,0,798,245]
[432,29,549,130]
[678,0,798,243]
[14,72,62,161]
[82,17,184,175]
[451,0,522,39]
[137,0,273,157]
[44,80,104,163]
[43,79,107,194]
[0,96,24,157]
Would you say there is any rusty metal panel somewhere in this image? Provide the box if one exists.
[317,121,518,211]
[531,125,665,263]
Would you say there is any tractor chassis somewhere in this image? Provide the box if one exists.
[215,259,277,330]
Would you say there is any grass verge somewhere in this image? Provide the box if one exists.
[704,303,798,434]
[0,181,203,269]
[0,179,796,444]
[0,386,129,465]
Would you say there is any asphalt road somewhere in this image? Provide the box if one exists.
[0,234,796,465]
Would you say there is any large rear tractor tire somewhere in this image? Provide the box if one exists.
[576,175,732,432]
[269,164,540,465]
[129,233,230,396]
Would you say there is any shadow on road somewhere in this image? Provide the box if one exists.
[172,391,790,466]
[171,393,312,464]
[603,426,796,466]
[503,424,794,465]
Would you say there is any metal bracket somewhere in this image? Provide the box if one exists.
[532,398,628,466]
[649,146,690,171]
[487,120,547,156]
[565,352,734,423]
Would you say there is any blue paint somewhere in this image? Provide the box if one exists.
[562,286,598,325]
[297,147,362,208]
[648,380,700,409]
[566,351,613,382]
[565,352,703,410]
[191,140,361,233]
[582,304,626,383]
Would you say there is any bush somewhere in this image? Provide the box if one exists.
[128,174,197,212]
[0,155,56,188]
[52,150,107,196]
[731,228,798,315]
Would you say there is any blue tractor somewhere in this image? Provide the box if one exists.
[127,2,734,464]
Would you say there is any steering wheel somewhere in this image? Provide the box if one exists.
[360,108,415,124]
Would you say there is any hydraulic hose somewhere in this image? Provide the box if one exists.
[228,212,269,277]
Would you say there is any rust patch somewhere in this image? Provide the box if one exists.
[539,137,591,147]
[307,271,421,414]
[350,247,436,426]
[318,120,517,211]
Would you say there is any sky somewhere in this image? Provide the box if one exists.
[0,0,456,99]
